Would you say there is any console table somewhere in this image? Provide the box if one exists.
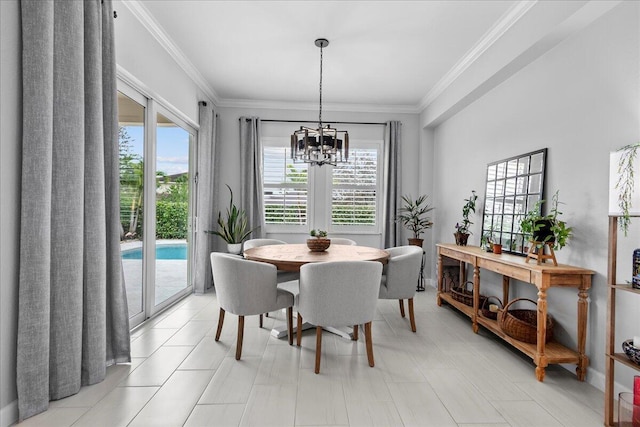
[436,243,593,382]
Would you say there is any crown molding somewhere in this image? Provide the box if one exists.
[418,0,537,111]
[217,98,421,115]
[121,0,220,105]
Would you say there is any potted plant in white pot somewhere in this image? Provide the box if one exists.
[206,184,257,254]
[396,194,434,248]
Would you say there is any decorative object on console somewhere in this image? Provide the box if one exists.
[634,249,640,289]
[482,149,547,255]
[480,296,503,320]
[454,190,478,246]
[307,229,331,252]
[499,298,554,344]
[450,280,486,308]
[396,194,434,248]
[206,184,257,254]
[520,190,572,266]
[291,38,349,167]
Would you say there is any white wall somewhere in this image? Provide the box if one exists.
[0,0,21,424]
[426,2,639,391]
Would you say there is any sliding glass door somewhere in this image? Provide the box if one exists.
[118,82,196,327]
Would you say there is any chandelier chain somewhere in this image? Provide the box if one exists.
[319,43,323,127]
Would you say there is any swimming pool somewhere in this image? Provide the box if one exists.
[121,243,187,260]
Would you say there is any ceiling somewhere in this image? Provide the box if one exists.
[126,0,521,111]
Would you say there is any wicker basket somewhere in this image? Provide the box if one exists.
[480,296,503,320]
[307,238,331,252]
[499,298,554,344]
[451,281,487,308]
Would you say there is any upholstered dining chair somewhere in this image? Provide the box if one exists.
[329,237,357,245]
[243,238,299,324]
[296,261,382,374]
[210,253,294,359]
[379,245,423,332]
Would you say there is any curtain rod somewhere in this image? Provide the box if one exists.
[240,118,387,126]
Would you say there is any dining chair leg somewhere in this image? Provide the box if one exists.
[236,315,244,360]
[287,307,293,345]
[364,321,374,367]
[259,314,263,328]
[215,308,225,341]
[399,299,405,318]
[296,314,303,346]
[315,326,323,374]
[408,297,416,332]
[352,324,358,341]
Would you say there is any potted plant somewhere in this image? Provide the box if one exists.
[519,190,572,251]
[612,143,640,236]
[396,194,434,248]
[454,190,478,246]
[307,229,330,252]
[206,184,257,254]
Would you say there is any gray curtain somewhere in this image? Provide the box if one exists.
[239,117,265,238]
[383,121,402,248]
[194,102,220,293]
[18,0,130,420]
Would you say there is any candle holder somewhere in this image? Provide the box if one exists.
[618,392,640,426]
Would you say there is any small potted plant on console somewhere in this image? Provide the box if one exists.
[454,190,478,246]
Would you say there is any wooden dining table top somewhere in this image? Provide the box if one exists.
[243,243,390,272]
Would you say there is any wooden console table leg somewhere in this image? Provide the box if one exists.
[576,277,590,381]
[436,252,443,306]
[502,276,510,308]
[472,265,480,334]
[535,285,549,382]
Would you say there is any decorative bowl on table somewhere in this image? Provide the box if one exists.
[622,339,640,365]
[307,238,331,252]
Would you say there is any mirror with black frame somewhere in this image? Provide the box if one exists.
[481,148,547,255]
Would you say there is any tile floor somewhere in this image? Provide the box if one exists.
[18,286,604,426]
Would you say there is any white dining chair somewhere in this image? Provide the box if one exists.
[296,260,382,374]
[210,253,294,359]
[243,238,299,325]
[379,245,423,332]
[329,237,357,246]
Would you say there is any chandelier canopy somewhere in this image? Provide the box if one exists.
[291,38,349,166]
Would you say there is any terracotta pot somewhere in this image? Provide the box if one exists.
[307,238,331,252]
[408,238,424,248]
[454,232,470,246]
[492,243,502,254]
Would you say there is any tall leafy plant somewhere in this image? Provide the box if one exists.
[396,194,434,239]
[207,185,256,244]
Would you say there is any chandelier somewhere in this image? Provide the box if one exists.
[290,38,349,166]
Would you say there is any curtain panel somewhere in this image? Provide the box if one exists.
[18,0,130,420]
[239,117,266,238]
[383,121,402,248]
[194,102,220,293]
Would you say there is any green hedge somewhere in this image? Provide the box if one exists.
[156,201,188,239]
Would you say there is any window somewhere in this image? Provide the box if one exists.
[263,137,382,233]
[263,145,308,225]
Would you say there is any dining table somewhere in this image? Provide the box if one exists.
[243,243,390,340]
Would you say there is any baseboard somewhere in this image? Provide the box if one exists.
[0,399,17,427]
